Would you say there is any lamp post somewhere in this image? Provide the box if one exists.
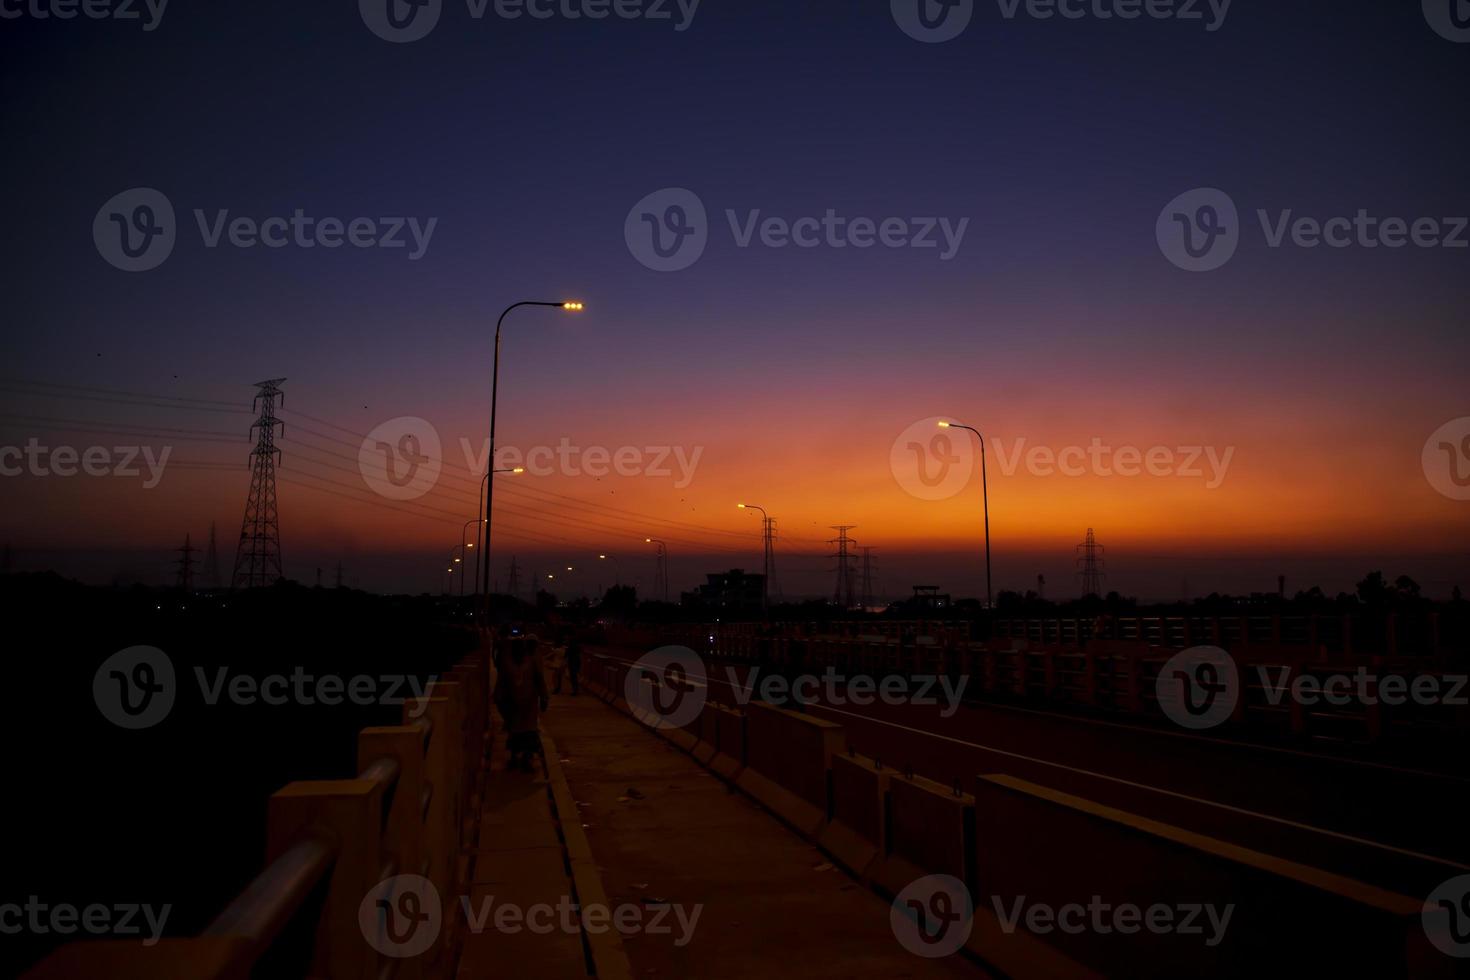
[473,466,524,596]
[938,420,992,611]
[596,552,620,590]
[737,503,773,614]
[446,545,464,597]
[460,519,482,597]
[481,300,584,621]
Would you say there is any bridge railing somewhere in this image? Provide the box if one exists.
[26,654,490,980]
[681,623,1467,745]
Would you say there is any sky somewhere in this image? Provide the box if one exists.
[1,0,1467,599]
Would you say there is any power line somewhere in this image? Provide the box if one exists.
[278,447,749,553]
[0,378,246,408]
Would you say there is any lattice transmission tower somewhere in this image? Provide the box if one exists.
[1075,527,1105,598]
[202,521,221,590]
[174,533,196,591]
[828,525,858,609]
[232,379,286,589]
[762,519,779,602]
[646,539,670,603]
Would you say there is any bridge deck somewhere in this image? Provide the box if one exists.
[541,690,987,979]
[459,725,596,978]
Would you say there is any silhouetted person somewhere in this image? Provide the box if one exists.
[495,636,548,773]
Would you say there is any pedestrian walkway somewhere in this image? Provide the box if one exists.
[539,690,987,979]
[458,722,633,979]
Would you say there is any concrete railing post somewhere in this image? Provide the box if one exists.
[265,779,386,980]
[357,725,430,980]
[405,696,458,908]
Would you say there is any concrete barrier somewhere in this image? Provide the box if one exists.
[971,774,1445,979]
[817,751,888,880]
[962,742,1452,897]
[27,652,488,980]
[873,772,975,901]
[694,702,720,766]
[706,702,746,782]
[670,703,704,753]
[608,659,631,711]
[649,685,701,754]
[736,701,842,837]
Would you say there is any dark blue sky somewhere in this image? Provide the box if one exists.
[2,0,1467,597]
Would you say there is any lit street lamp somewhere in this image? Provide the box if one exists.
[441,545,464,596]
[737,503,773,613]
[460,519,481,597]
[938,420,992,611]
[472,466,524,595]
[482,300,585,619]
[446,544,464,596]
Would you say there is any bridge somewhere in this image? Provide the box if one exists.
[25,618,1470,978]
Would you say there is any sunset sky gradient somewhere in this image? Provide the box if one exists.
[1,1,1466,597]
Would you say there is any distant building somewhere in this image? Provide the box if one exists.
[681,568,766,611]
[894,585,950,613]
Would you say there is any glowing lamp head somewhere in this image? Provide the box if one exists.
[937,421,951,428]
[512,467,525,474]
[562,301,585,312]
[737,503,747,509]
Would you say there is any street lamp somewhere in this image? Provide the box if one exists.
[598,553,622,598]
[443,545,464,596]
[482,301,584,619]
[472,466,524,595]
[446,544,464,597]
[460,520,481,597]
[938,420,992,611]
[737,503,773,614]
